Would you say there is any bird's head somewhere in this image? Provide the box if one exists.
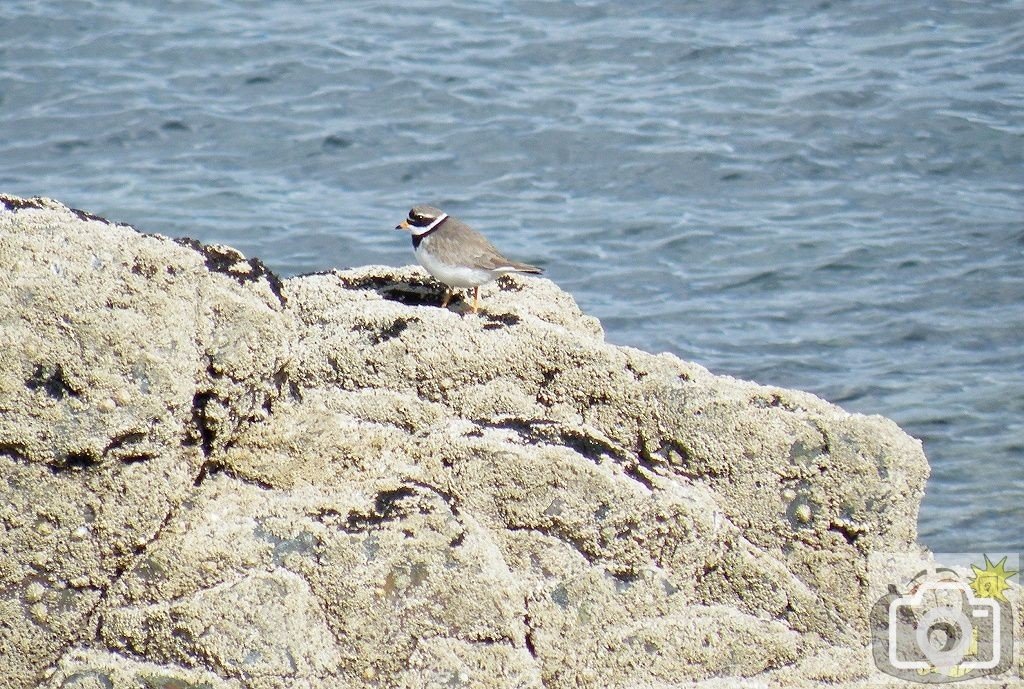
[396,205,448,235]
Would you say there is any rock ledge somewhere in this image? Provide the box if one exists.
[1,195,934,688]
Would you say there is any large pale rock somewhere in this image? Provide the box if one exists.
[0,195,945,688]
[0,196,291,686]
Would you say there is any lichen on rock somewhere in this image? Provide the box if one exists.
[0,195,935,688]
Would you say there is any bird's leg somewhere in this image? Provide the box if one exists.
[472,286,480,313]
[440,288,452,308]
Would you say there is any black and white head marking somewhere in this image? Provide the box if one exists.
[408,211,448,237]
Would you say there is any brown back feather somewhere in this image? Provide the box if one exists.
[428,217,543,273]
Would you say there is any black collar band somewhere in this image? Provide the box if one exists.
[411,215,448,248]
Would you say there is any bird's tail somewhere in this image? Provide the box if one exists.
[504,261,543,274]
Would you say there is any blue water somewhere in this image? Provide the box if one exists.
[2,1,1022,553]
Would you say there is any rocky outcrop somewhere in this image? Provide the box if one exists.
[1,195,933,687]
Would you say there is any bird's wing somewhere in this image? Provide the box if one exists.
[428,219,502,268]
[430,218,542,272]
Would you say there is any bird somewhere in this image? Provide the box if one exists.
[395,205,543,313]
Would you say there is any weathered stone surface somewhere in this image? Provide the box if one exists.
[0,195,962,688]
[0,195,291,686]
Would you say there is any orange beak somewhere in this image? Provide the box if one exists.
[396,219,411,230]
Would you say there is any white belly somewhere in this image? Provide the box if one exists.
[416,243,495,288]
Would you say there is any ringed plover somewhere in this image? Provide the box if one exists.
[395,205,542,312]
